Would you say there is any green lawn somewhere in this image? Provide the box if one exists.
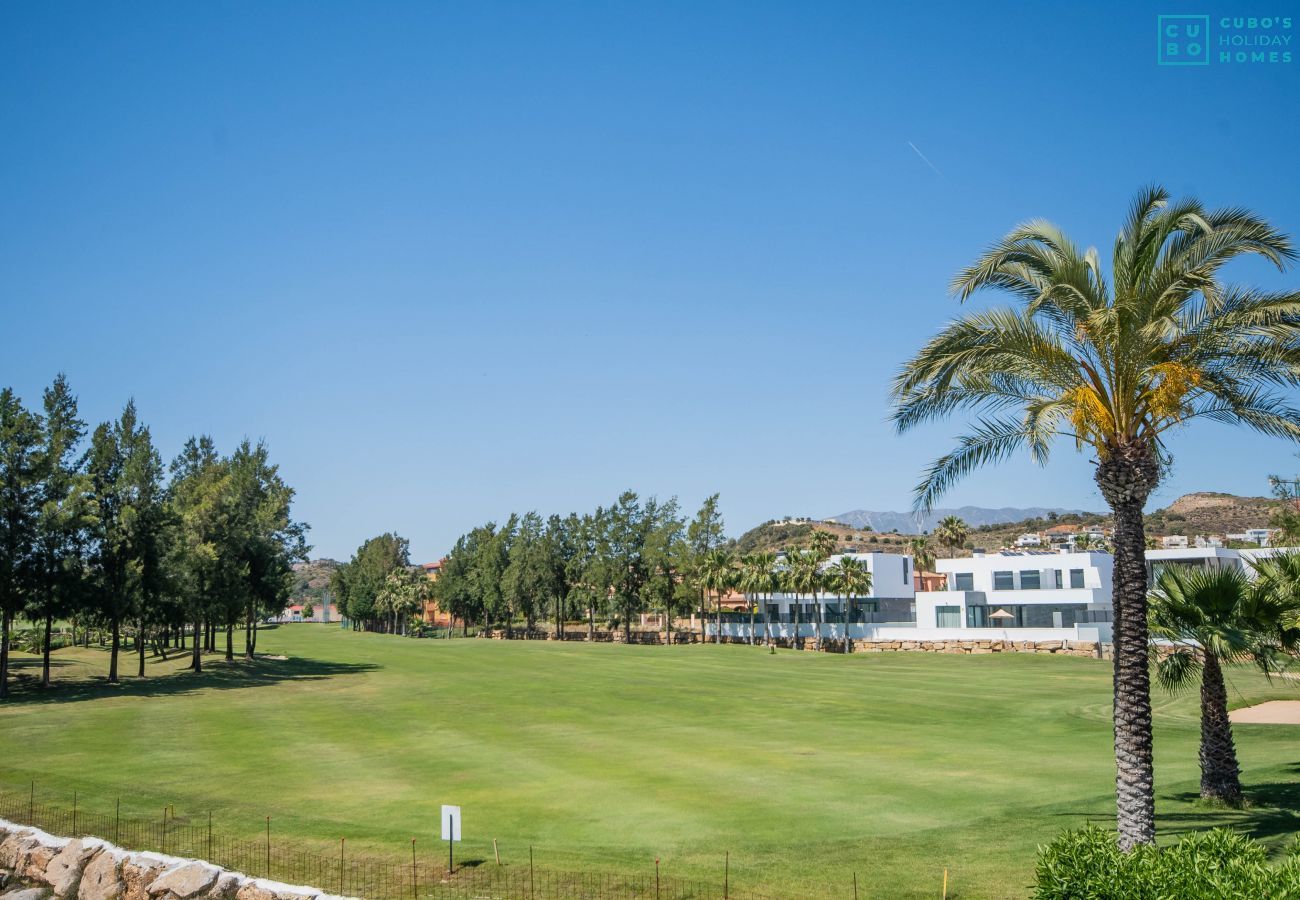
[1,626,1298,898]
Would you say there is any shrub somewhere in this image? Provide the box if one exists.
[1034,825,1300,899]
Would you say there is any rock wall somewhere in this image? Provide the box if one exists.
[0,820,354,900]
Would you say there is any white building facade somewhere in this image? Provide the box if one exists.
[915,550,1113,632]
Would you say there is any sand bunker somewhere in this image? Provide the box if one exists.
[1229,700,1300,724]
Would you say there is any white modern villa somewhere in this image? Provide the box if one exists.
[762,550,916,624]
[914,549,1113,632]
[708,543,1299,644]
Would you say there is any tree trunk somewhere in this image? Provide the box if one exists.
[1095,447,1159,850]
[190,617,203,673]
[109,616,120,684]
[815,592,825,652]
[699,589,706,644]
[714,592,722,645]
[225,624,233,661]
[763,593,772,647]
[245,606,255,659]
[1198,650,1243,804]
[844,598,852,654]
[41,614,52,688]
[137,619,146,678]
[0,608,11,699]
[793,602,801,650]
[749,599,756,646]
[587,605,594,641]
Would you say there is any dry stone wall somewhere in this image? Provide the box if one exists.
[0,820,354,900]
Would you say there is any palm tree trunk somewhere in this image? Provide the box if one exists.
[763,593,772,647]
[749,598,756,646]
[813,591,823,652]
[714,592,722,644]
[1198,650,1243,804]
[41,613,52,688]
[699,589,706,644]
[1096,448,1159,850]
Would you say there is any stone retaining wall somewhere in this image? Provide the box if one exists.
[471,629,1109,657]
[0,820,352,900]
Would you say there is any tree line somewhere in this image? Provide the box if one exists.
[0,376,308,698]
[330,492,881,652]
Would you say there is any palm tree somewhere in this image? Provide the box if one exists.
[1149,559,1300,805]
[933,516,968,556]
[784,550,821,651]
[809,530,838,650]
[700,549,736,645]
[753,551,779,646]
[738,553,767,645]
[908,537,935,573]
[826,556,871,653]
[892,186,1300,849]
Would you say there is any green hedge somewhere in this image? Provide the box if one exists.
[1035,825,1300,899]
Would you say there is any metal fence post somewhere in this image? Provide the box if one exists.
[339,838,345,897]
[29,780,34,824]
[411,838,417,899]
[208,811,213,861]
[72,791,78,835]
[265,817,271,879]
[115,798,120,845]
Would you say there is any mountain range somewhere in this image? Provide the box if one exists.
[824,506,1091,534]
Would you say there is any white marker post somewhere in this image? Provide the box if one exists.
[441,805,462,874]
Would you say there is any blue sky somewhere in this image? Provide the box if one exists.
[3,1,1299,561]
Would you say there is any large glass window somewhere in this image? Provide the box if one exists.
[954,572,974,590]
[935,606,961,628]
[966,605,989,627]
[903,558,910,583]
[1070,568,1085,589]
[1020,570,1041,590]
[993,571,1014,590]
[1053,569,1064,589]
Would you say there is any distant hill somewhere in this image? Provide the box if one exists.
[735,492,1282,559]
[1144,491,1279,537]
[825,506,1090,534]
[290,558,341,603]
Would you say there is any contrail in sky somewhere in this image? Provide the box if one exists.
[906,140,947,180]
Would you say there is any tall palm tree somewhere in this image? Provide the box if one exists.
[891,186,1300,849]
[700,549,736,645]
[826,556,871,653]
[933,516,968,556]
[1149,560,1300,805]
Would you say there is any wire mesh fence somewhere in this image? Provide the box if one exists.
[0,781,779,899]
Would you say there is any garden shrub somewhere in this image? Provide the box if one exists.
[1034,825,1300,899]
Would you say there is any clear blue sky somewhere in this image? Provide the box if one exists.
[3,1,1298,561]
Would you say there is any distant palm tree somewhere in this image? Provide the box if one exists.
[738,553,763,645]
[826,556,871,653]
[752,551,780,646]
[1150,559,1300,805]
[933,516,968,556]
[784,550,821,651]
[893,186,1300,849]
[908,537,935,573]
[809,530,838,650]
[700,549,736,645]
